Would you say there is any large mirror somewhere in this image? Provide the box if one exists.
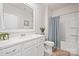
[3,3,33,30]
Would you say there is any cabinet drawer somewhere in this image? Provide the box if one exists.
[0,45,21,56]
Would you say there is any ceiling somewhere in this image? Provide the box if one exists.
[4,3,78,11]
[39,3,77,10]
[4,3,33,12]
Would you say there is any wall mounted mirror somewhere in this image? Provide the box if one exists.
[3,3,33,30]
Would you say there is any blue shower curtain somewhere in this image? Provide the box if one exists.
[48,16,60,49]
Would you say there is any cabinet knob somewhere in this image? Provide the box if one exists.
[5,49,16,54]
[12,49,16,52]
[6,52,10,54]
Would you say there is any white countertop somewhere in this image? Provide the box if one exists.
[0,34,44,50]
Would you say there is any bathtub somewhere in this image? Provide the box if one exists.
[61,41,77,55]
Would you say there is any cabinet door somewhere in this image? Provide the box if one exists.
[22,43,44,56]
[21,36,45,56]
[37,44,44,56]
[0,44,21,56]
[38,36,45,44]
[22,45,36,56]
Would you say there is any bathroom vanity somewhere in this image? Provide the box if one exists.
[0,34,45,56]
[0,3,45,56]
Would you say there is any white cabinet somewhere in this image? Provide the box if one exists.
[23,44,44,56]
[22,45,37,56]
[0,35,45,56]
[22,37,45,56]
[37,44,44,56]
[0,44,21,56]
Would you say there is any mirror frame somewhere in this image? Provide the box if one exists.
[0,3,35,33]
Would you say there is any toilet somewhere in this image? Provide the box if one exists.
[44,41,54,56]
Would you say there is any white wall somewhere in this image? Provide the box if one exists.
[45,6,48,37]
[45,4,78,36]
[35,4,79,37]
[0,4,2,29]
[0,4,4,29]
[30,4,45,34]
[35,5,45,34]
